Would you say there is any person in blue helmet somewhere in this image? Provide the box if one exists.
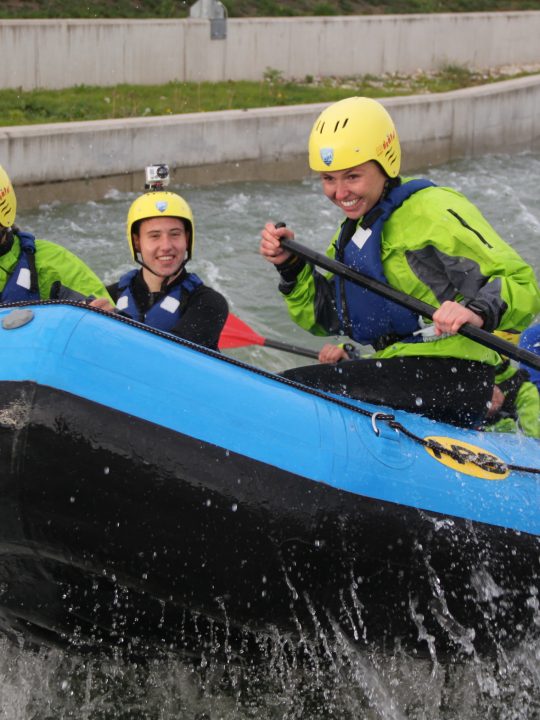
[519,323,540,391]
[480,328,540,438]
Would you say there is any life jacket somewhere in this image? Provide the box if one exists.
[334,179,435,347]
[0,231,40,302]
[116,269,203,332]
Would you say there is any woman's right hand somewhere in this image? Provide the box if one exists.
[259,222,294,266]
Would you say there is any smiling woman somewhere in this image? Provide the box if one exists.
[259,96,540,428]
[320,164,388,219]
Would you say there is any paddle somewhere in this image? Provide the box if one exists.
[277,232,540,371]
[219,313,319,359]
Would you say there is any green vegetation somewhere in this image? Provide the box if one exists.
[1,65,535,126]
[0,0,538,18]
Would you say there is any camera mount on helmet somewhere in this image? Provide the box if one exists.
[144,164,170,191]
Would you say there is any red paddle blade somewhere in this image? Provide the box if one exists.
[218,313,266,349]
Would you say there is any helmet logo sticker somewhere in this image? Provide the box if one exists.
[155,201,168,213]
[320,148,334,166]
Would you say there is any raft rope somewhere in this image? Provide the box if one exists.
[3,300,539,477]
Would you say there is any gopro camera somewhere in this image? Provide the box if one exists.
[145,164,170,190]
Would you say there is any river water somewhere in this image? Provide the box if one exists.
[2,152,539,719]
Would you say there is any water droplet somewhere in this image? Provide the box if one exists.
[415,396,423,407]
[231,503,238,512]
[69,496,75,503]
[103,466,110,474]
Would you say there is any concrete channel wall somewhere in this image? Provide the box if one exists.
[5,74,540,209]
[2,13,540,207]
[2,13,540,89]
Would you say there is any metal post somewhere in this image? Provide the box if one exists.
[189,0,228,40]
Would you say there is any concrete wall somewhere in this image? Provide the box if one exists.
[2,13,540,90]
[6,74,540,209]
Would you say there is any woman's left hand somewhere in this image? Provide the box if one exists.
[432,300,484,335]
[318,343,350,364]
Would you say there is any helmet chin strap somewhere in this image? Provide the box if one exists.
[380,175,401,201]
[136,253,188,292]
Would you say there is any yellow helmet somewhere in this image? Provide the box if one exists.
[0,165,17,228]
[126,191,195,262]
[308,97,401,178]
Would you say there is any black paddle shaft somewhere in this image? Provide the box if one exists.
[263,338,319,359]
[279,235,540,371]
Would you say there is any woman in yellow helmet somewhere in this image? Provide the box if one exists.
[0,164,112,304]
[259,97,540,427]
[97,188,228,350]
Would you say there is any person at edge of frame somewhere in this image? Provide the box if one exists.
[475,328,539,438]
[259,97,540,428]
[92,166,228,351]
[519,323,540,392]
[318,328,540,438]
[480,325,540,438]
[0,164,113,305]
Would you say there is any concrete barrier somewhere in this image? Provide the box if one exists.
[5,74,540,209]
[1,13,540,90]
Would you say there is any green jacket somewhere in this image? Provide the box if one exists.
[0,234,113,303]
[486,363,540,438]
[279,182,540,366]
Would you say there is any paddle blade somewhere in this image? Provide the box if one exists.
[218,313,265,349]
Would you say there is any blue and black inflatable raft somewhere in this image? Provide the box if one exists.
[0,302,538,659]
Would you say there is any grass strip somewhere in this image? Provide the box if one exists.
[1,0,539,19]
[1,65,537,127]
